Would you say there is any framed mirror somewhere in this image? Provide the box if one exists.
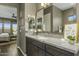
[35,3,76,34]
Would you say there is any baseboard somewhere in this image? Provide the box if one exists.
[17,46,27,56]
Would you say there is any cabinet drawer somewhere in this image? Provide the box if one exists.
[46,44,74,56]
[46,53,52,56]
[32,39,45,50]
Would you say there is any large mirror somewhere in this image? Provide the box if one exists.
[27,16,36,34]
[52,3,76,34]
[36,3,76,34]
[44,13,51,32]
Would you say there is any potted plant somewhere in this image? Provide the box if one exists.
[67,36,75,44]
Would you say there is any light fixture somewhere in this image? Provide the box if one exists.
[41,3,50,8]
[12,13,16,18]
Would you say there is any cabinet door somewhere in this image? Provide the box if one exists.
[26,37,33,56]
[30,44,45,56]
[30,44,39,56]
[26,37,46,56]
[31,39,45,56]
[32,39,45,50]
[38,48,45,56]
[27,42,32,56]
[26,37,30,53]
[46,44,74,56]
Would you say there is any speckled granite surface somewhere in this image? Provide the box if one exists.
[26,33,79,55]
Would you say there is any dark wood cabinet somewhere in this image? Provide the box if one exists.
[26,37,31,55]
[32,39,45,50]
[26,36,45,56]
[30,44,39,56]
[38,48,45,56]
[26,36,74,56]
[31,39,45,56]
[46,44,74,56]
[45,53,52,56]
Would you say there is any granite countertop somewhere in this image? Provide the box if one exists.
[25,33,79,55]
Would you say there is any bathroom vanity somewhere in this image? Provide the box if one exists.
[26,33,79,56]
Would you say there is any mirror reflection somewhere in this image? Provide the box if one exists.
[27,3,76,36]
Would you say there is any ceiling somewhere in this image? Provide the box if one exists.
[53,3,75,10]
[0,5,17,19]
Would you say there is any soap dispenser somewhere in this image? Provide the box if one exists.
[58,26,62,33]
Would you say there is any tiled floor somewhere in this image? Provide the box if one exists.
[0,41,17,56]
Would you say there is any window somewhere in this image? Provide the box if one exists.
[12,22,17,32]
[0,22,2,33]
[4,21,11,33]
[0,19,17,34]
[68,15,76,21]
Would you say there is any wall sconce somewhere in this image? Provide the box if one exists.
[41,3,50,8]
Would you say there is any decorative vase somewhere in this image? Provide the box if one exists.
[69,40,74,44]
